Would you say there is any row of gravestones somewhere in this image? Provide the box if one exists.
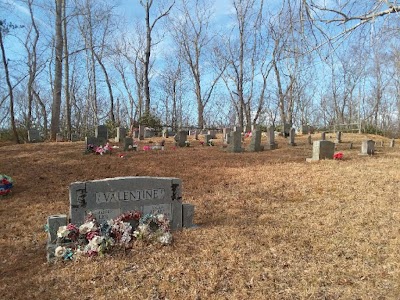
[46,176,195,262]
[27,129,80,143]
[307,139,378,161]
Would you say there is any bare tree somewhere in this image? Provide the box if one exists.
[50,0,64,140]
[138,0,174,115]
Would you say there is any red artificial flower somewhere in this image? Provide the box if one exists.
[86,231,99,241]
[333,152,343,160]
[2,178,9,184]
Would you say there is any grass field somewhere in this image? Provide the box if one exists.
[1,132,399,299]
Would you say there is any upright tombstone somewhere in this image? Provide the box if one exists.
[390,139,395,148]
[56,133,64,142]
[115,127,127,143]
[28,128,41,143]
[335,131,342,143]
[204,134,212,145]
[123,137,137,151]
[248,129,263,152]
[321,132,326,141]
[46,177,195,262]
[227,131,242,153]
[68,177,193,230]
[306,140,335,162]
[95,125,108,145]
[360,140,375,155]
[194,130,199,140]
[144,128,155,138]
[71,133,80,142]
[288,128,296,146]
[208,130,217,139]
[174,130,187,147]
[266,126,277,150]
[138,125,145,140]
[223,128,231,143]
[301,125,309,135]
[162,128,169,138]
[85,136,100,149]
[233,126,242,133]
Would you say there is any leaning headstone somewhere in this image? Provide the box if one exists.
[208,130,217,139]
[56,133,64,142]
[360,140,375,155]
[28,128,41,143]
[138,125,145,140]
[248,129,263,152]
[306,140,335,162]
[115,127,127,143]
[321,132,326,141]
[390,139,395,148]
[227,131,242,153]
[335,131,342,143]
[266,126,277,150]
[288,128,296,146]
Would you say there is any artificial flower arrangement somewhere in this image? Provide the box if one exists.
[54,210,172,261]
[0,174,13,196]
[85,143,112,155]
[333,152,344,160]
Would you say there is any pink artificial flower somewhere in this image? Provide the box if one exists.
[86,231,99,241]
[333,152,343,160]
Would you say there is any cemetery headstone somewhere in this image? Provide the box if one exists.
[115,127,127,143]
[28,128,41,143]
[138,125,145,140]
[223,128,231,143]
[144,128,155,138]
[123,137,137,151]
[301,125,309,134]
[194,130,199,140]
[283,123,290,137]
[204,134,211,145]
[306,140,335,162]
[335,131,342,143]
[227,131,242,153]
[266,126,277,150]
[233,126,242,133]
[95,125,108,145]
[174,130,187,147]
[360,140,375,155]
[307,133,312,145]
[208,130,217,139]
[56,133,64,142]
[162,128,169,138]
[85,136,100,149]
[248,129,263,152]
[390,139,395,148]
[47,177,195,262]
[288,128,296,146]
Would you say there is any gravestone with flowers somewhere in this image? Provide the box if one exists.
[46,176,195,262]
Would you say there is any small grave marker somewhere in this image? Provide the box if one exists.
[248,128,263,152]
[28,128,41,142]
[95,125,108,145]
[360,140,375,155]
[335,131,342,143]
[115,127,127,143]
[306,140,335,162]
[228,131,242,153]
[266,126,277,150]
[288,128,296,146]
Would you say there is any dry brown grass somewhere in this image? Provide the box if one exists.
[1,133,400,299]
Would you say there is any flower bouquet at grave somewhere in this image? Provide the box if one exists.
[185,141,190,147]
[0,174,13,196]
[208,140,214,146]
[333,152,344,160]
[85,143,96,154]
[95,143,112,155]
[53,211,172,261]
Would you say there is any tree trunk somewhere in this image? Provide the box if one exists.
[50,0,64,141]
[0,27,20,143]
[62,0,71,140]
[144,2,151,115]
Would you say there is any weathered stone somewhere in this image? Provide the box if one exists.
[266,126,277,150]
[71,133,79,142]
[390,139,395,148]
[307,134,312,145]
[56,133,63,142]
[321,132,326,141]
[162,128,169,138]
[182,203,195,228]
[47,214,68,244]
[175,130,188,147]
[123,137,136,151]
[306,140,335,162]
[335,131,342,143]
[85,136,100,148]
[204,134,211,145]
[138,125,145,140]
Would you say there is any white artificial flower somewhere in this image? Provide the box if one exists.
[54,246,66,257]
[138,224,150,235]
[90,235,105,245]
[158,232,173,245]
[79,221,97,234]
[57,226,69,238]
[156,214,165,222]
